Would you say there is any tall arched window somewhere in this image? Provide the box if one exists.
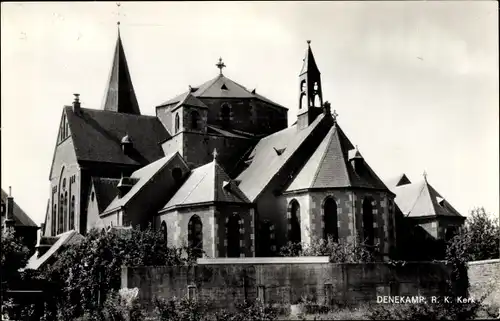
[161,221,168,244]
[188,215,203,258]
[174,113,180,133]
[191,111,200,130]
[52,204,57,236]
[221,104,230,128]
[226,214,241,257]
[63,192,68,232]
[58,193,64,234]
[323,197,339,242]
[362,197,374,246]
[288,200,301,244]
[70,195,75,230]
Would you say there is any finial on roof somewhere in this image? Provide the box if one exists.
[216,57,226,75]
[116,2,121,27]
[332,109,339,123]
[307,40,311,45]
[212,148,218,161]
[423,170,428,182]
[8,186,12,197]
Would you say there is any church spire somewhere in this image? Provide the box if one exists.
[102,24,141,115]
[297,40,324,130]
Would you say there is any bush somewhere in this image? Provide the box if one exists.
[279,236,374,263]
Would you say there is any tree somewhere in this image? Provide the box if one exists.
[463,207,499,261]
[1,227,30,287]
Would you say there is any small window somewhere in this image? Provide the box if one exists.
[175,113,180,133]
[221,83,228,91]
[91,191,95,202]
[221,104,230,128]
[62,178,67,190]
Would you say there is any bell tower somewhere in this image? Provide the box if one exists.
[297,40,324,130]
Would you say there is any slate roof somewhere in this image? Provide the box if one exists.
[300,42,320,76]
[103,152,182,214]
[393,179,463,218]
[1,189,37,227]
[285,124,389,192]
[171,92,208,112]
[91,178,120,213]
[102,30,141,115]
[162,160,250,211]
[25,230,83,270]
[236,114,327,202]
[65,106,170,166]
[158,74,286,109]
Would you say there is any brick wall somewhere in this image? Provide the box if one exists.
[468,259,500,308]
[122,261,451,311]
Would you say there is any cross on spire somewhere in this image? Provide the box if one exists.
[216,57,226,75]
[212,148,218,161]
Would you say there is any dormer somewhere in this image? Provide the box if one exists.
[121,134,133,155]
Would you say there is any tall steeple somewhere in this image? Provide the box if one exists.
[297,40,324,130]
[102,24,141,115]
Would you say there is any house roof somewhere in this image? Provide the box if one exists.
[286,124,389,192]
[102,29,141,115]
[1,189,37,227]
[162,159,250,211]
[236,114,327,202]
[393,179,463,218]
[91,178,120,213]
[158,74,286,110]
[103,152,184,214]
[171,92,208,112]
[25,230,83,270]
[65,106,170,166]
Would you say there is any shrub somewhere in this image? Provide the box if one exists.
[153,296,212,321]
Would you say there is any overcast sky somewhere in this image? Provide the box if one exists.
[1,1,498,225]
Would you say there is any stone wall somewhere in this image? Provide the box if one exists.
[468,259,500,308]
[122,259,451,311]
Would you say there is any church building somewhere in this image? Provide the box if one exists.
[38,27,464,262]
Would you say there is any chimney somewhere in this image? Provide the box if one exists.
[4,186,15,230]
[323,101,331,116]
[72,93,81,113]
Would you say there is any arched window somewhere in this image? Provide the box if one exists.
[188,215,203,258]
[161,221,168,244]
[362,197,374,246]
[220,104,230,128]
[288,200,301,244]
[323,197,339,242]
[299,80,307,109]
[226,214,241,257]
[191,111,200,130]
[172,168,182,184]
[58,193,64,234]
[63,192,68,232]
[174,113,180,133]
[70,195,75,230]
[52,204,57,236]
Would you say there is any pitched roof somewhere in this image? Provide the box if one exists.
[91,178,120,213]
[158,74,286,109]
[393,179,463,218]
[103,152,182,214]
[286,124,389,192]
[25,230,83,270]
[1,189,37,227]
[300,42,320,76]
[102,29,141,115]
[236,114,327,202]
[65,106,169,166]
[162,160,250,211]
[172,92,208,112]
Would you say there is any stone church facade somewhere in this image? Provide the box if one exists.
[39,28,464,262]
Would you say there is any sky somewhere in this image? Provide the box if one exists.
[1,1,498,225]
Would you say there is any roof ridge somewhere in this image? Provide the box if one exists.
[196,75,223,97]
[180,163,214,205]
[407,181,428,217]
[74,107,157,119]
[310,126,336,187]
